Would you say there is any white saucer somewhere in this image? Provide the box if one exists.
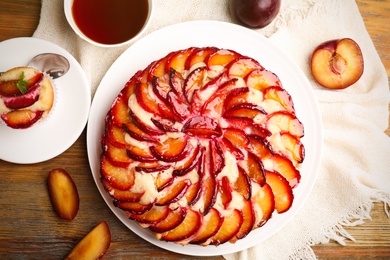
[0,37,90,164]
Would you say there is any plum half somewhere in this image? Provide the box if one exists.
[310,38,364,89]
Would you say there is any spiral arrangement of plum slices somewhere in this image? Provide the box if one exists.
[100,47,305,246]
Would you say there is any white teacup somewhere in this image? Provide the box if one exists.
[64,0,153,48]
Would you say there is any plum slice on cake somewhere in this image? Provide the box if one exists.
[100,47,305,246]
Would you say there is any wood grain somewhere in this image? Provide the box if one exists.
[0,0,389,259]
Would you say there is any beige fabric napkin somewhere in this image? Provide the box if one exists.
[33,0,390,259]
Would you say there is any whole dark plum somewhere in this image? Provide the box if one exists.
[230,0,281,29]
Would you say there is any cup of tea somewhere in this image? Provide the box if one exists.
[64,0,153,47]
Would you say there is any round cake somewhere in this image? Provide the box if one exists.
[0,66,54,129]
[100,47,305,245]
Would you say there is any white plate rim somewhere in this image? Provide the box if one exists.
[87,20,323,256]
[0,37,91,164]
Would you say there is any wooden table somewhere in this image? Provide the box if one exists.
[0,0,389,259]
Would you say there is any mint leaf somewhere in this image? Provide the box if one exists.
[16,71,29,94]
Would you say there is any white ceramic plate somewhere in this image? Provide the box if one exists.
[0,37,90,164]
[87,21,323,256]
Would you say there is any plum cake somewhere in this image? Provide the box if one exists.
[100,47,305,245]
[0,67,54,129]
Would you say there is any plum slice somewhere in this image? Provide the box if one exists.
[167,90,190,121]
[102,137,133,167]
[251,182,275,227]
[245,68,282,91]
[114,201,153,215]
[105,122,127,148]
[219,176,233,208]
[227,57,263,79]
[232,200,255,241]
[188,208,223,245]
[2,81,40,109]
[183,66,207,102]
[185,47,218,70]
[209,209,243,245]
[279,132,305,164]
[150,137,191,162]
[148,51,177,81]
[209,139,225,177]
[263,86,294,113]
[266,111,304,138]
[239,151,266,186]
[224,103,266,120]
[247,134,274,160]
[270,154,301,188]
[223,128,249,150]
[129,109,164,136]
[101,178,144,202]
[0,70,43,96]
[234,166,252,201]
[156,179,191,206]
[265,170,294,213]
[134,81,161,115]
[159,209,201,241]
[173,145,203,176]
[47,168,79,221]
[182,116,222,139]
[205,49,241,74]
[1,109,43,129]
[166,47,198,74]
[128,205,170,225]
[149,207,187,233]
[101,155,135,190]
[64,221,110,260]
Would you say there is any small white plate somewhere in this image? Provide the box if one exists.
[87,21,323,256]
[0,37,90,164]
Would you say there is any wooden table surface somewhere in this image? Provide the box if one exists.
[0,0,389,259]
